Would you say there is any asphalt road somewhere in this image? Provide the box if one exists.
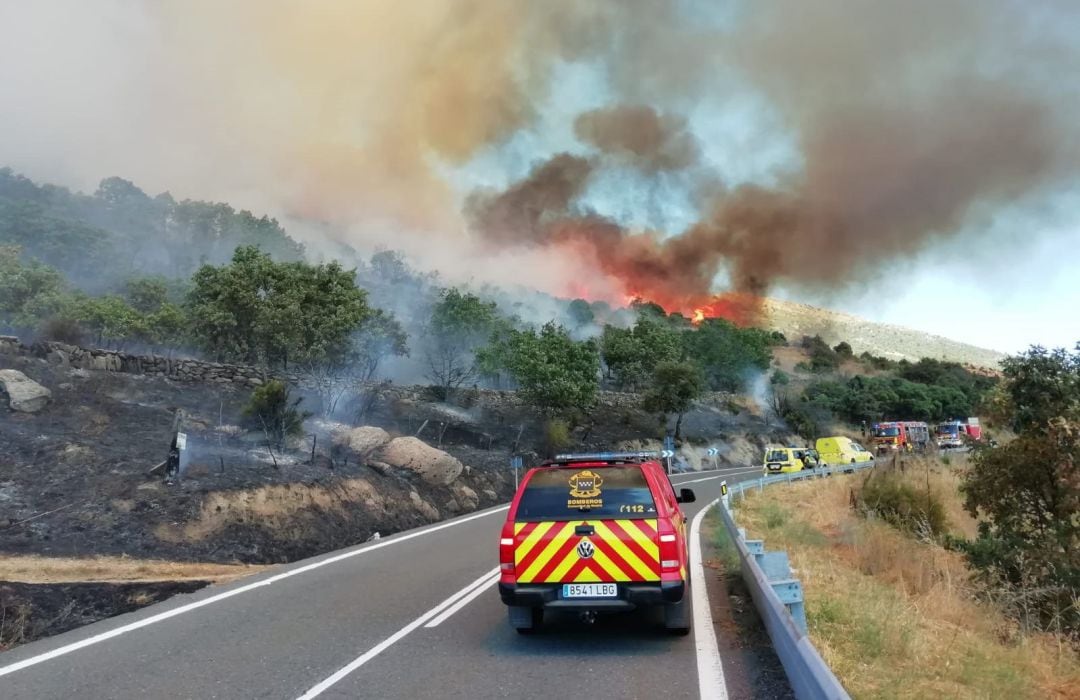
[0,465,774,700]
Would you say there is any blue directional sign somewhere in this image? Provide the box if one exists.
[510,455,523,469]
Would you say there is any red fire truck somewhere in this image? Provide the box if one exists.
[872,421,931,453]
[936,418,982,448]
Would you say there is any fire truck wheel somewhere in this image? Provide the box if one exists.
[509,605,542,634]
[664,592,692,635]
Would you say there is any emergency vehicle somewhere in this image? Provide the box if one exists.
[498,452,695,635]
[762,445,822,473]
[936,418,982,448]
[872,421,931,453]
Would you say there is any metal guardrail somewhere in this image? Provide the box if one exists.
[719,462,877,700]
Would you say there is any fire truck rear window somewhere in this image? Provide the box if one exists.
[515,466,657,521]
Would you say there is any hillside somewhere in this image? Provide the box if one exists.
[761,298,1004,369]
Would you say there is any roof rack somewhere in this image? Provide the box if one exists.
[545,451,659,466]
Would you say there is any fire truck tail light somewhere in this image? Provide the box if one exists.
[500,538,514,546]
[659,534,677,543]
[500,562,515,572]
[661,560,679,569]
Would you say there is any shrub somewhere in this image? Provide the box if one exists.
[243,380,310,450]
[543,417,571,456]
[855,473,948,539]
[38,316,84,344]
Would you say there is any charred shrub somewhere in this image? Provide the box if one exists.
[39,316,85,345]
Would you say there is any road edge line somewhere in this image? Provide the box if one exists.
[0,506,509,678]
[690,498,728,700]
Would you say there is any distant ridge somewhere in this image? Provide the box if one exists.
[761,298,1005,369]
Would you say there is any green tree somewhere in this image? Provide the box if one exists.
[188,246,371,368]
[683,318,773,391]
[498,322,600,416]
[73,295,147,349]
[124,276,171,313]
[567,298,595,327]
[961,344,1079,633]
[643,360,705,439]
[600,317,682,390]
[349,309,409,382]
[0,247,70,330]
[423,288,502,398]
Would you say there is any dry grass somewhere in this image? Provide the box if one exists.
[0,555,263,584]
[735,468,1080,699]
[155,478,385,543]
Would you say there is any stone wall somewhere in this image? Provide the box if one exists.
[0,336,730,410]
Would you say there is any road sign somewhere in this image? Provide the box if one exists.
[660,449,675,458]
[706,447,719,457]
[663,435,675,451]
[510,455,523,490]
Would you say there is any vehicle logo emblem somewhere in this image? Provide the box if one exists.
[568,470,604,499]
[576,539,595,559]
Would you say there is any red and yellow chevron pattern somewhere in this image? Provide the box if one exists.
[513,519,661,583]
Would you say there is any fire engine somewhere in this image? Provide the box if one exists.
[936,418,982,448]
[871,421,931,453]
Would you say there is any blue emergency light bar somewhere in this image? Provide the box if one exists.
[552,451,660,461]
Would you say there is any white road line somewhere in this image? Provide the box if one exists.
[424,573,500,628]
[690,498,728,700]
[0,505,509,679]
[678,467,763,484]
[297,567,500,699]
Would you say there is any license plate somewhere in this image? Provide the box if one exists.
[562,583,617,598]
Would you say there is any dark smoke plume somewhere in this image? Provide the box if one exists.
[464,0,1080,321]
[574,105,700,172]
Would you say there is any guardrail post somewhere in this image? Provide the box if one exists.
[755,550,808,635]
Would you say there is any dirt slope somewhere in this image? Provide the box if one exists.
[762,297,1004,368]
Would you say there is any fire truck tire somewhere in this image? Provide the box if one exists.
[509,605,542,634]
[664,592,692,635]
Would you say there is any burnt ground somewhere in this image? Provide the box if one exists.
[0,580,209,651]
[0,355,521,564]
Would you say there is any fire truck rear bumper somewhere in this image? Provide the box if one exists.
[499,581,685,609]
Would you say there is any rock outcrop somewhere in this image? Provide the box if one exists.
[379,437,464,486]
[0,369,51,412]
[332,426,392,460]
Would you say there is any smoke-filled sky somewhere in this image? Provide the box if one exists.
[1,0,1078,352]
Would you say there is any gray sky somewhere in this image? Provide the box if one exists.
[1,0,1077,353]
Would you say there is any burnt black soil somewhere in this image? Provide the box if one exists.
[0,580,209,651]
[0,354,782,567]
[0,355,516,564]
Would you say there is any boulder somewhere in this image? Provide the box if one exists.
[0,369,52,412]
[482,489,498,501]
[332,426,392,460]
[408,491,440,520]
[454,485,479,512]
[379,437,463,485]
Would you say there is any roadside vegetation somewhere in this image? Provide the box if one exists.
[736,466,1079,699]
